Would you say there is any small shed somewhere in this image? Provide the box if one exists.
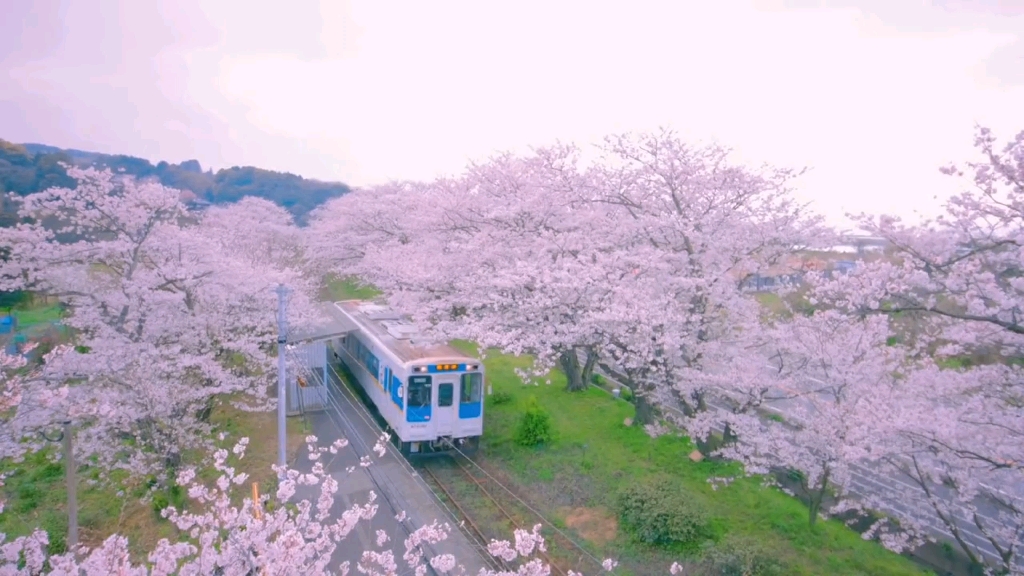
[285,302,358,416]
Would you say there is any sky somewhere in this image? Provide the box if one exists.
[2,0,1023,229]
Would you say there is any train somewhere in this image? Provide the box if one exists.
[327,300,484,456]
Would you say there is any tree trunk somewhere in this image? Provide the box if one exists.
[632,389,656,426]
[722,421,738,446]
[558,350,588,392]
[808,467,831,527]
[195,397,215,422]
[580,348,598,388]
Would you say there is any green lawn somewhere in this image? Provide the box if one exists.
[320,274,382,301]
[8,303,63,327]
[462,342,931,576]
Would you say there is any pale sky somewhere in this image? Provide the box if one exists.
[2,0,1023,228]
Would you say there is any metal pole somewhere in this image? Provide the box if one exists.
[62,420,77,550]
[275,284,289,470]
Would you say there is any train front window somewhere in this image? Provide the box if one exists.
[460,372,482,403]
[438,383,454,407]
[407,376,432,408]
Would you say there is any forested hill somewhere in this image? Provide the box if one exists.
[0,139,351,224]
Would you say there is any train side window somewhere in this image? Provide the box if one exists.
[407,376,432,408]
[438,383,453,407]
[460,372,482,403]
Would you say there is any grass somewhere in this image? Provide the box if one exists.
[467,345,932,576]
[754,292,789,318]
[0,399,307,561]
[6,302,64,328]
[753,289,818,320]
[320,274,382,301]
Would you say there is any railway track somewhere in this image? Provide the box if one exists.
[418,451,601,576]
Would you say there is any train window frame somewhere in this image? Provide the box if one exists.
[460,372,483,404]
[438,383,454,407]
[407,375,432,408]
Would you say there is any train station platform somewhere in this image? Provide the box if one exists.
[290,361,491,575]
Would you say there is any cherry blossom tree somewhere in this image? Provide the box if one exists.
[304,181,433,291]
[579,129,826,427]
[702,310,912,528]
[807,126,1024,573]
[343,146,625,392]
[195,196,323,360]
[0,168,318,477]
[326,132,823,408]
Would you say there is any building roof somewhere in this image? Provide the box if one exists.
[288,302,359,344]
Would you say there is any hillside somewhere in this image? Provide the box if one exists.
[0,139,351,224]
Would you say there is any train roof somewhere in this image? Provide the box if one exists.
[333,300,479,365]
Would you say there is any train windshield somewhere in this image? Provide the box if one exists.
[460,372,482,403]
[407,375,432,408]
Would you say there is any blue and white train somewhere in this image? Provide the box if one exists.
[327,300,484,456]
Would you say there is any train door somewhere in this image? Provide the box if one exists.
[434,377,457,437]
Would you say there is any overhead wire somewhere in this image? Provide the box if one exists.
[443,440,607,572]
[317,352,501,565]
[288,347,447,576]
[286,345,498,572]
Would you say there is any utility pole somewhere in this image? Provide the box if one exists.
[63,420,76,550]
[274,284,289,471]
[40,420,76,551]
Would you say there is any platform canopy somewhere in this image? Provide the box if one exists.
[288,302,358,345]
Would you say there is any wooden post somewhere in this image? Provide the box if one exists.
[252,482,262,520]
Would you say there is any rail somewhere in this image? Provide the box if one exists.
[420,453,570,576]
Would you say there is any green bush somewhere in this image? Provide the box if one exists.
[514,396,553,447]
[617,476,712,549]
[700,534,787,576]
[619,386,634,402]
[151,491,169,514]
[151,482,187,516]
[490,391,514,406]
[590,373,606,386]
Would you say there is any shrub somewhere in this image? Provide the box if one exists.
[590,373,606,386]
[490,391,513,406]
[700,534,787,576]
[151,482,187,516]
[617,476,712,549]
[151,490,170,515]
[514,396,553,447]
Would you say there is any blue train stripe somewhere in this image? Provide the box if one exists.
[458,401,482,419]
